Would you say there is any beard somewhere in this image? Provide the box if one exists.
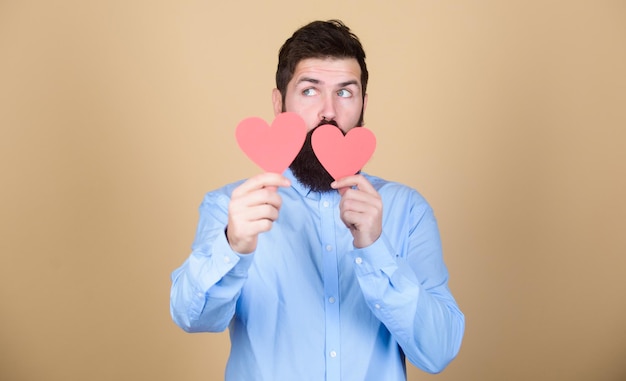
[289,120,339,193]
[289,113,364,193]
[283,98,365,192]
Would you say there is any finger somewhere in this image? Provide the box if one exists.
[232,173,290,197]
[339,209,361,229]
[339,187,382,216]
[332,175,358,196]
[340,197,377,216]
[331,174,376,195]
[340,199,381,229]
[246,218,275,234]
[340,186,378,204]
[227,202,281,254]
[239,203,280,224]
[234,187,284,210]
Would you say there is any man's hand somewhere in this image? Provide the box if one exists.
[331,174,383,248]
[226,173,291,254]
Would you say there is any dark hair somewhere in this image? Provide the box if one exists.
[275,20,368,103]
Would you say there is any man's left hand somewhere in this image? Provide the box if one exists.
[331,174,382,248]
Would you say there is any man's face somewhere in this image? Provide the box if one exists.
[273,57,366,133]
[272,58,368,192]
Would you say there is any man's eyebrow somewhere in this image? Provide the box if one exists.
[338,80,359,88]
[296,77,321,85]
[295,78,360,88]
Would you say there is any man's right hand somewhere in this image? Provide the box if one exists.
[226,172,291,254]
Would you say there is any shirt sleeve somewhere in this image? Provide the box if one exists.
[170,191,254,333]
[350,186,465,374]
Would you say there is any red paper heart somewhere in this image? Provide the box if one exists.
[235,112,307,173]
[311,125,376,180]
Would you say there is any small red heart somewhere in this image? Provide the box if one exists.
[311,125,376,180]
[235,112,307,173]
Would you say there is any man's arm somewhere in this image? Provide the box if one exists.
[334,176,465,373]
[170,173,289,332]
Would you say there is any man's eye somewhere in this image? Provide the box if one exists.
[302,88,317,96]
[337,89,352,98]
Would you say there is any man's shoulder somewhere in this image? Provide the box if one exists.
[363,172,414,193]
[363,172,430,206]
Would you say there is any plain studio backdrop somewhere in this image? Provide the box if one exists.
[1,1,625,380]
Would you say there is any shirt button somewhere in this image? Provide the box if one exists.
[223,256,231,264]
[323,201,330,208]
[375,303,381,309]
[328,297,336,304]
[329,350,337,358]
[355,257,363,264]
[325,245,333,252]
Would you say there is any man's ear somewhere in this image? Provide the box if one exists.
[363,93,368,114]
[272,88,283,116]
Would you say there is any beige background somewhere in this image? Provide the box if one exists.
[1,1,625,380]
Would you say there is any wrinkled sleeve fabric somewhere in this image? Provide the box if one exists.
[170,190,254,333]
[351,184,465,374]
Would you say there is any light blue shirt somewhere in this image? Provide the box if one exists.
[170,169,464,380]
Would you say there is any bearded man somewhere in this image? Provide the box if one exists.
[170,19,464,381]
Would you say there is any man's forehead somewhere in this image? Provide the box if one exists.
[291,57,362,86]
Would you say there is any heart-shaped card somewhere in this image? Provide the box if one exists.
[311,125,376,180]
[235,112,307,173]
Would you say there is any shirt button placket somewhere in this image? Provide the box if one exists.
[320,195,341,380]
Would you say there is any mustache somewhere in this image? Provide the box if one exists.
[317,119,339,128]
[315,119,346,136]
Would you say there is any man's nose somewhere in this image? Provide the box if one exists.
[318,94,336,122]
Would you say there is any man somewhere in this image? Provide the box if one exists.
[170,20,464,380]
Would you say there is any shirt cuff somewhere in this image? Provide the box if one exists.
[351,232,398,277]
[212,229,255,278]
[190,230,256,293]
